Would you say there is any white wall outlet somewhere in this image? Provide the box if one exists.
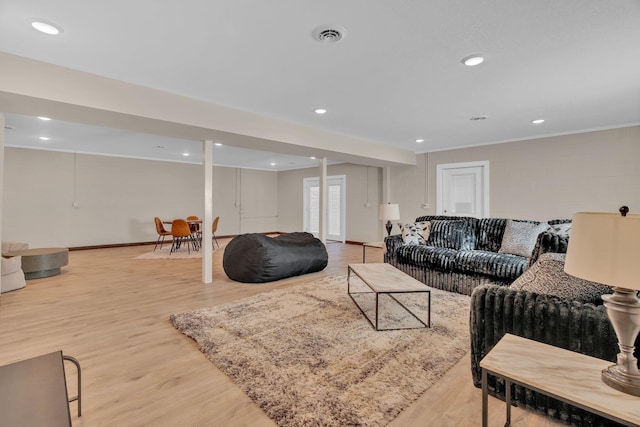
[72,201,80,208]
[365,202,371,208]
[421,203,430,209]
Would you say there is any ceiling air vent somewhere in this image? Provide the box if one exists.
[470,115,488,121]
[312,25,347,43]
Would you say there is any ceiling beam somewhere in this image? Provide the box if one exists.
[0,51,415,167]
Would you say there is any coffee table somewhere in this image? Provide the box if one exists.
[347,263,430,331]
[3,248,69,279]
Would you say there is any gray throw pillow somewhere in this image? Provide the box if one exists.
[499,220,549,258]
[510,253,612,303]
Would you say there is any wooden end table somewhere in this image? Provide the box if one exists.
[480,334,640,426]
[361,241,384,263]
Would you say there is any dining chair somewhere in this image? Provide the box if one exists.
[170,219,197,254]
[153,217,172,252]
[186,215,201,248]
[212,216,220,249]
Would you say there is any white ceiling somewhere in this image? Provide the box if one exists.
[1,0,639,170]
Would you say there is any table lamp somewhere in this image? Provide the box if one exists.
[564,206,640,397]
[379,203,400,236]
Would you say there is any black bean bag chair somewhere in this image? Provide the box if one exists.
[223,232,328,283]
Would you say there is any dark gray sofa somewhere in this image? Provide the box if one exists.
[470,257,640,426]
[384,216,570,295]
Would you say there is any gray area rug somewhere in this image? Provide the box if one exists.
[170,274,470,427]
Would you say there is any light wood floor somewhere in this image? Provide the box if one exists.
[0,240,561,427]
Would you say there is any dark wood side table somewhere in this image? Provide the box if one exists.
[0,351,81,427]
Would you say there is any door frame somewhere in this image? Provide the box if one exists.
[303,175,346,242]
[436,161,490,217]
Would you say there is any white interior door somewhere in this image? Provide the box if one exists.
[436,161,489,217]
[304,175,346,242]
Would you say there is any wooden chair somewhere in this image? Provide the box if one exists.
[154,217,172,252]
[212,216,220,249]
[170,219,197,254]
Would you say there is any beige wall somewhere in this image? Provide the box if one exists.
[391,126,640,223]
[3,126,638,248]
[278,163,384,242]
[2,148,278,247]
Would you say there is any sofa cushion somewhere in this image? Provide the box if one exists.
[475,218,507,252]
[398,221,430,245]
[509,253,612,303]
[426,220,475,250]
[498,220,548,258]
[454,250,529,280]
[396,245,458,271]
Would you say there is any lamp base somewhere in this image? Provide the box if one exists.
[601,287,640,397]
[385,220,393,236]
[602,365,640,397]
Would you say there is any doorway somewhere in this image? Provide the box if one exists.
[436,161,489,218]
[303,175,346,242]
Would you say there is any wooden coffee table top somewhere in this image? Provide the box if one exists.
[348,263,427,293]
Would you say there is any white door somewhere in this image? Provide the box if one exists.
[436,161,489,217]
[303,175,346,242]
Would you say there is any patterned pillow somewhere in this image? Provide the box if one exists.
[549,222,571,236]
[510,253,612,303]
[499,220,549,258]
[426,220,475,250]
[398,221,431,245]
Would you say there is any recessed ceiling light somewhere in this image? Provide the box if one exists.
[531,119,545,124]
[310,156,316,160]
[183,153,190,156]
[38,136,50,141]
[214,142,223,146]
[461,54,484,66]
[37,116,52,121]
[270,162,276,166]
[31,20,63,35]
[314,108,327,115]
[415,139,424,143]
[470,115,488,121]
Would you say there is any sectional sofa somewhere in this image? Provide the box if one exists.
[384,215,570,295]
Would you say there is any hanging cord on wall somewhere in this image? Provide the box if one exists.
[365,166,370,208]
[424,152,429,208]
[72,152,79,208]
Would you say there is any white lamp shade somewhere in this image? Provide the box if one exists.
[565,212,640,291]
[379,203,400,221]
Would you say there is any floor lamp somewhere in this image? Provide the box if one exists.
[379,203,400,236]
[564,206,640,396]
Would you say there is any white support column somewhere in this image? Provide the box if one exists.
[202,140,214,284]
[319,158,328,244]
